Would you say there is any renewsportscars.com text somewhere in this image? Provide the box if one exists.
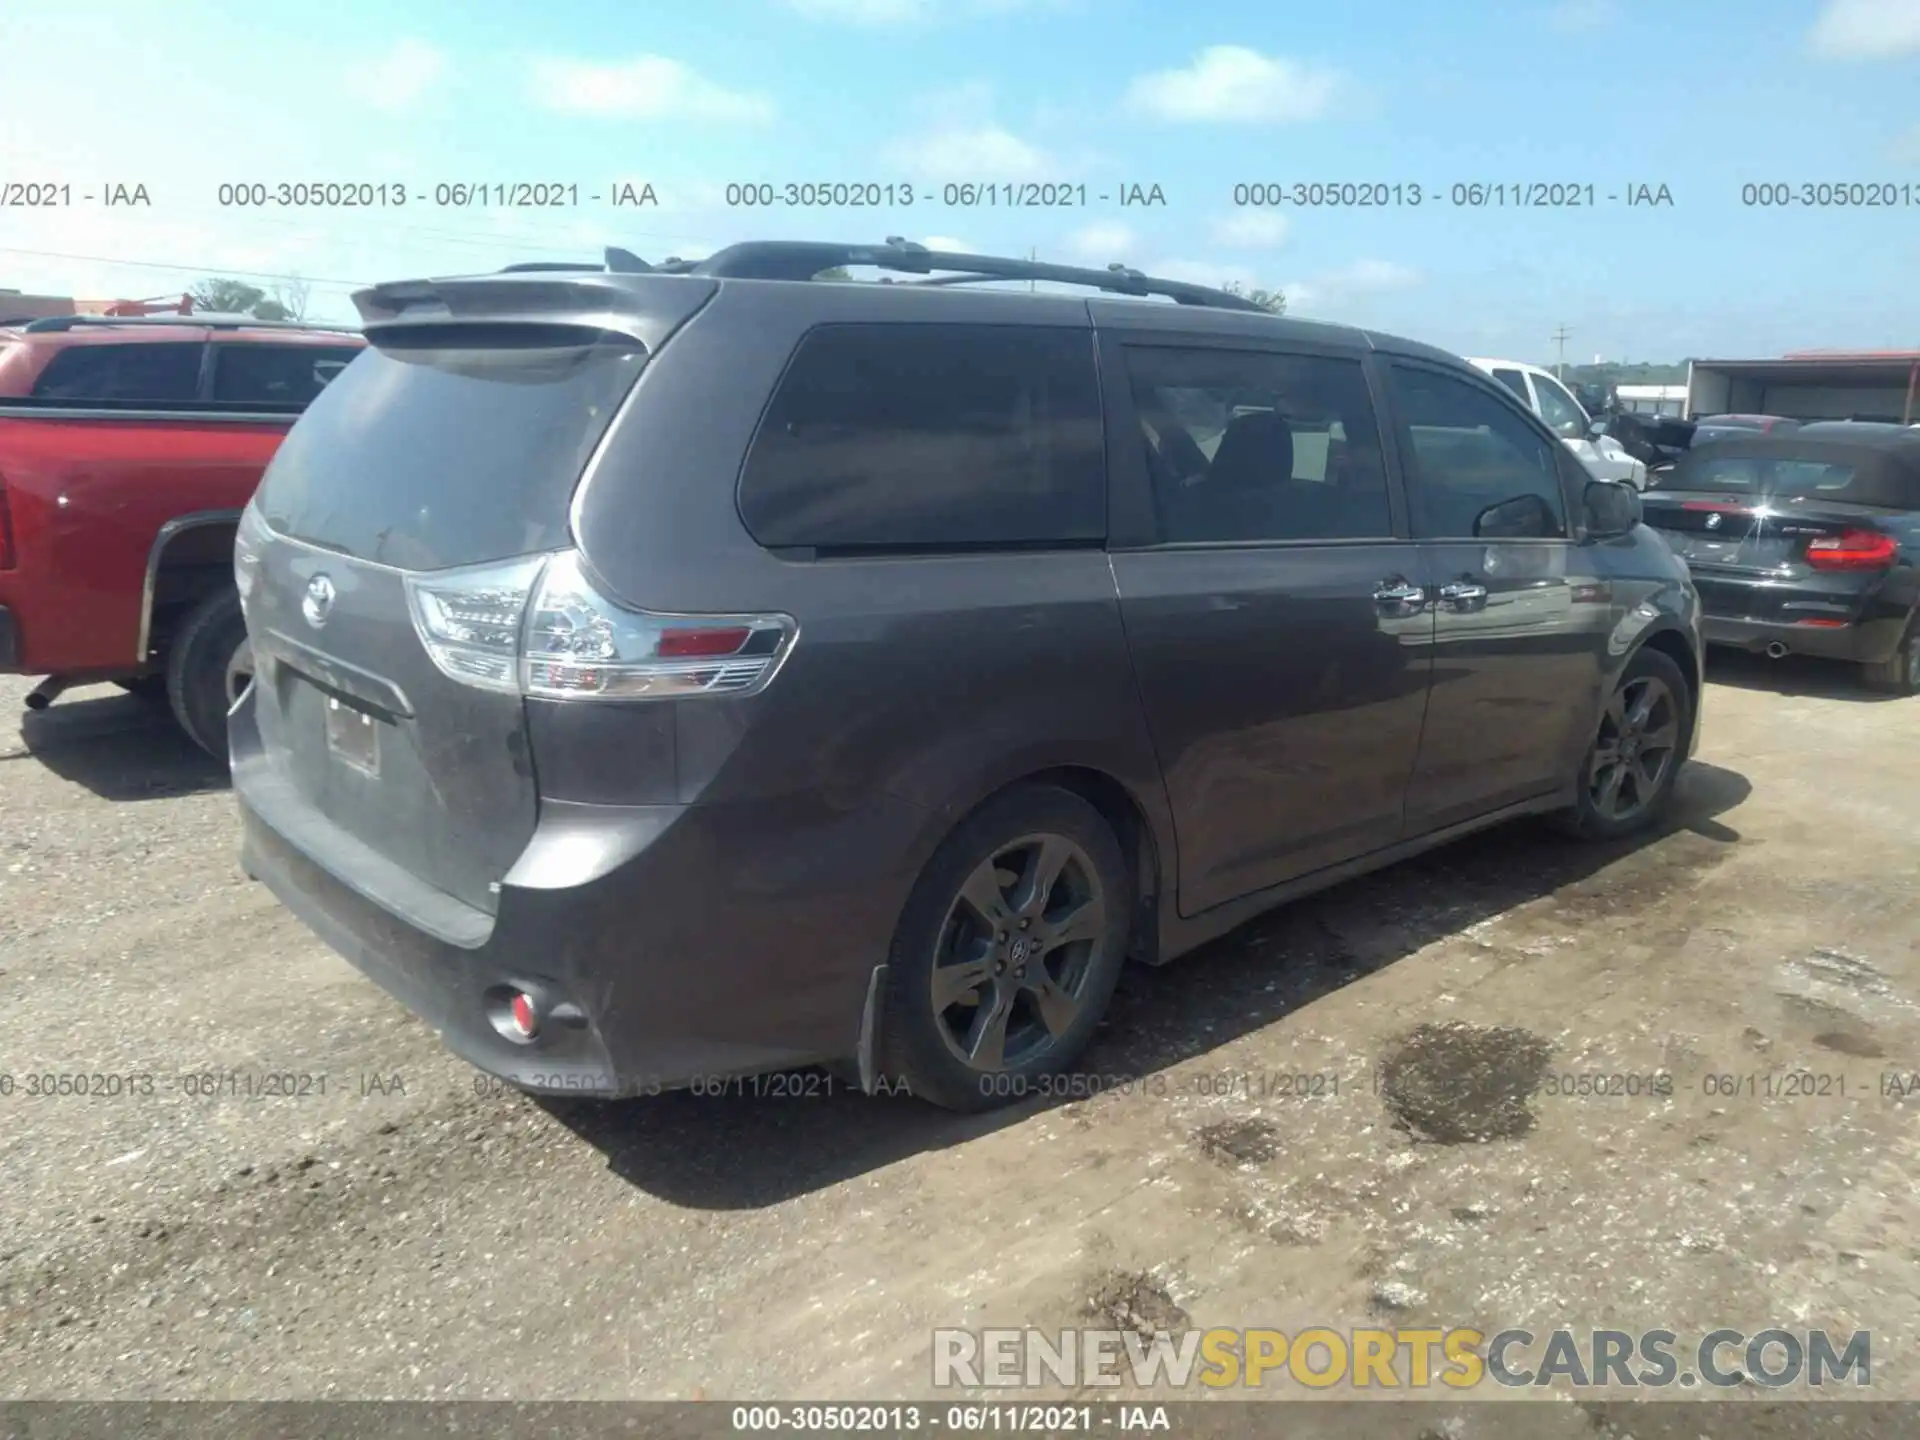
[932,1326,1872,1390]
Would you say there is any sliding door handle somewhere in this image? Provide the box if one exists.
[1438,581,1489,611]
[1372,580,1427,617]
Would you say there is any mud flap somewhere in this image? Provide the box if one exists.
[856,963,887,1096]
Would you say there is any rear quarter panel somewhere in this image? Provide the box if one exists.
[0,412,290,672]
[1593,522,1706,756]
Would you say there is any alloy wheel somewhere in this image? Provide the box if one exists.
[929,833,1109,1072]
[1588,675,1679,823]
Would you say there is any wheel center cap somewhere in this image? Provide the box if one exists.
[1009,937,1032,965]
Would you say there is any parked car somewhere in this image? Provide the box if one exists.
[1690,414,1801,445]
[232,240,1703,1112]
[1467,357,1650,489]
[1600,408,1696,481]
[0,315,365,755]
[1640,427,1920,692]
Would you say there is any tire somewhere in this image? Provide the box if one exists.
[879,785,1134,1113]
[1861,615,1920,696]
[165,588,252,761]
[1555,647,1692,842]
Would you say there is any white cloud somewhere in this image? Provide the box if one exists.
[1337,258,1419,290]
[529,56,775,123]
[1210,212,1291,248]
[1148,259,1265,292]
[1548,0,1617,30]
[1124,46,1343,124]
[1283,258,1421,314]
[346,39,448,111]
[786,0,931,18]
[919,235,973,252]
[782,0,1068,21]
[1810,0,1920,57]
[883,124,1052,180]
[1065,223,1136,260]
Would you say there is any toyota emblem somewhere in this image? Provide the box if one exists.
[302,574,337,628]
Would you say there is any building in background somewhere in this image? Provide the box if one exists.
[1686,351,1920,424]
[1616,384,1689,418]
[0,291,194,326]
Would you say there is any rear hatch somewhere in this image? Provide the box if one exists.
[1642,450,1899,622]
[240,273,715,920]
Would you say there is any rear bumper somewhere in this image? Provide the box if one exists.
[0,605,16,670]
[232,709,930,1097]
[1702,613,1905,664]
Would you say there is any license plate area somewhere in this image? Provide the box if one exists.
[324,694,381,777]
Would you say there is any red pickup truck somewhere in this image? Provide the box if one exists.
[0,316,365,757]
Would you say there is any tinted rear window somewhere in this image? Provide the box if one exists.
[1688,456,1857,492]
[737,323,1105,551]
[211,343,363,405]
[256,327,645,570]
[31,341,202,401]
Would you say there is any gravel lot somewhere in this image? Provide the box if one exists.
[2,656,1917,1431]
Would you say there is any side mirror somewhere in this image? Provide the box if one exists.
[1584,479,1641,539]
[1474,492,1559,538]
[1588,418,1610,438]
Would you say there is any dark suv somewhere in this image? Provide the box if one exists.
[232,240,1704,1112]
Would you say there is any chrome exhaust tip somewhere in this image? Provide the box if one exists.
[1764,641,1789,659]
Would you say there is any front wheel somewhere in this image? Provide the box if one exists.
[1555,647,1692,841]
[879,785,1133,1112]
[165,588,250,761]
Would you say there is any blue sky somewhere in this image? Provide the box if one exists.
[2,0,1917,362]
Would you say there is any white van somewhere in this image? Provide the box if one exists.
[1467,357,1650,490]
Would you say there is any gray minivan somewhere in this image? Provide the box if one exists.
[231,240,1704,1112]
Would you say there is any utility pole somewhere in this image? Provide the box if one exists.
[1551,325,1571,380]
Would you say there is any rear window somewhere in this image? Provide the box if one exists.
[737,323,1106,552]
[31,341,202,401]
[1689,456,1856,492]
[1490,368,1530,402]
[255,326,646,570]
[211,342,363,405]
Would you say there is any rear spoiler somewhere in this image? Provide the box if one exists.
[352,269,719,352]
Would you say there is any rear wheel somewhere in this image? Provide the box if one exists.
[880,785,1133,1112]
[165,588,250,761]
[1862,615,1920,696]
[1555,647,1691,841]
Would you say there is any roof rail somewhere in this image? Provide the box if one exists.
[18,314,362,335]
[588,238,1265,310]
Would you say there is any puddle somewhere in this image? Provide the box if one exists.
[1814,1030,1885,1058]
[1195,1118,1279,1166]
[1084,1269,1190,1338]
[1376,1022,1553,1144]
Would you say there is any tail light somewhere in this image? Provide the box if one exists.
[405,549,797,701]
[1804,529,1897,571]
[0,472,15,570]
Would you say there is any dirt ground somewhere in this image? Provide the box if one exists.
[2,654,1917,1434]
